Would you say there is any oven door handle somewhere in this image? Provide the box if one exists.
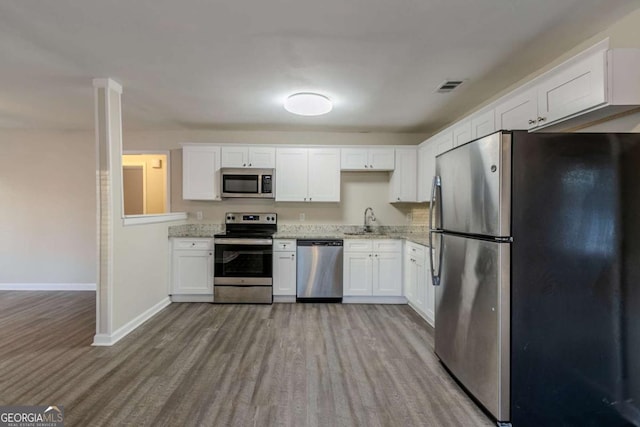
[214,238,273,245]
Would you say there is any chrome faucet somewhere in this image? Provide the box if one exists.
[363,207,376,233]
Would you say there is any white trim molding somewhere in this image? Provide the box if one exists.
[0,283,96,291]
[92,297,171,346]
[123,212,187,226]
[92,78,123,94]
[342,296,407,304]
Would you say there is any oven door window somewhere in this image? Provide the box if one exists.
[223,175,259,194]
[215,244,272,277]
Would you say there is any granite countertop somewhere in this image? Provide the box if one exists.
[169,224,431,247]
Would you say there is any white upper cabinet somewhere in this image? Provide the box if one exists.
[452,120,472,147]
[389,148,418,203]
[471,109,496,139]
[494,47,640,131]
[433,130,454,155]
[340,148,395,171]
[182,145,221,200]
[275,148,308,201]
[221,146,275,168]
[275,147,340,202]
[308,148,341,202]
[495,87,538,130]
[417,140,436,203]
[534,50,606,129]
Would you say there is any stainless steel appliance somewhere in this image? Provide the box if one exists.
[429,130,640,426]
[220,168,274,199]
[214,213,276,303]
[296,240,343,302]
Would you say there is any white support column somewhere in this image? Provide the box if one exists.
[92,78,123,346]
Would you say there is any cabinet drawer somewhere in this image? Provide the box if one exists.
[274,240,296,251]
[406,242,426,258]
[344,240,374,252]
[373,239,402,253]
[174,239,214,250]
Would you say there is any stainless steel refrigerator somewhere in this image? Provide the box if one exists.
[429,130,640,427]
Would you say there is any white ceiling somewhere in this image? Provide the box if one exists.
[1,0,639,133]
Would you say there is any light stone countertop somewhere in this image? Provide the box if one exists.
[169,224,431,247]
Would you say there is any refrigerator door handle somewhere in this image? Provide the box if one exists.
[429,175,441,231]
[429,230,443,286]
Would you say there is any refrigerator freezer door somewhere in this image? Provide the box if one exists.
[435,131,511,237]
[435,233,510,422]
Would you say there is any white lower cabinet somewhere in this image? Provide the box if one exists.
[273,240,297,298]
[343,239,402,298]
[404,241,434,326]
[171,238,214,301]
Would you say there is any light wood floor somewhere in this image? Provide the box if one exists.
[0,291,492,426]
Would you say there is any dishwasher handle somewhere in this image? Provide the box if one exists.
[297,240,344,247]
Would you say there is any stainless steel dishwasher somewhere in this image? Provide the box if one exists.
[296,240,343,302]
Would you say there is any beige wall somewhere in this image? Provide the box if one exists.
[0,130,96,284]
[124,129,428,225]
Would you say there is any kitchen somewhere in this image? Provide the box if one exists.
[2,1,640,426]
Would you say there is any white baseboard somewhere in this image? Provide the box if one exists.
[92,297,171,346]
[0,283,96,291]
[342,296,407,304]
[273,295,296,303]
[170,294,213,303]
[407,301,435,327]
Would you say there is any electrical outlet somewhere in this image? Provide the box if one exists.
[299,213,306,221]
[196,211,203,220]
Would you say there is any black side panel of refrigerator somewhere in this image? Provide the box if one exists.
[510,132,640,427]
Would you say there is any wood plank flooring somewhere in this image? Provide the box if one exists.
[0,291,493,426]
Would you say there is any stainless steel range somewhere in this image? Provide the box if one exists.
[213,212,277,304]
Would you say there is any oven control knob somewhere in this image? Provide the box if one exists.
[267,216,271,221]
[231,216,236,220]
[227,216,231,221]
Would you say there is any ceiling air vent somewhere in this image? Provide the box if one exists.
[436,80,464,93]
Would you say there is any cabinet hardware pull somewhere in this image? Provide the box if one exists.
[528,119,536,125]
[365,164,368,168]
[537,116,546,122]
[369,254,372,257]
[249,163,252,166]
[243,163,246,166]
[370,164,373,168]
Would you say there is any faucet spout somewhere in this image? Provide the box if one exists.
[364,207,376,232]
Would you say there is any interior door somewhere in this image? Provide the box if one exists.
[435,233,510,422]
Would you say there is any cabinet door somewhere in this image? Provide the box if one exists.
[414,252,427,313]
[471,109,496,140]
[368,148,395,170]
[343,252,373,296]
[308,148,340,202]
[248,147,275,168]
[425,253,435,326]
[452,121,472,147]
[536,50,606,127]
[182,146,220,200]
[433,131,454,155]
[275,148,308,201]
[341,148,368,171]
[417,141,436,202]
[273,251,296,296]
[494,87,538,131]
[221,146,248,168]
[389,148,417,203]
[404,253,417,304]
[373,252,402,296]
[172,250,213,294]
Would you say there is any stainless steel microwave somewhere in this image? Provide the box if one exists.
[220,168,275,199]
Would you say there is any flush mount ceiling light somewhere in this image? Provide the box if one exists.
[284,92,332,116]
